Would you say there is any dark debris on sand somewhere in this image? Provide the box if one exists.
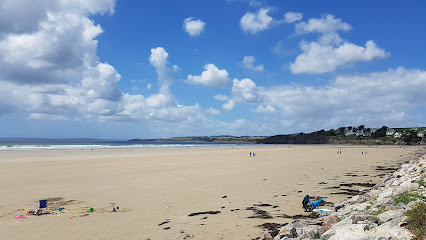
[188,211,221,217]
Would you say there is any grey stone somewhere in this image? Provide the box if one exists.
[352,214,380,224]
[376,209,404,224]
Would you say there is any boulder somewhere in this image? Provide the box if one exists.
[260,231,273,240]
[368,218,412,239]
[352,214,380,224]
[376,209,404,224]
[320,215,341,232]
[394,182,419,195]
[376,188,393,202]
[323,224,367,240]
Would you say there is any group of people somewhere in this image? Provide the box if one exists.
[249,152,256,157]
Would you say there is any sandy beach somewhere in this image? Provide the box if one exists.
[0,145,423,240]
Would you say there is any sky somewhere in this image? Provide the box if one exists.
[0,0,425,139]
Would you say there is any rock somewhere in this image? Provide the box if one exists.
[368,218,412,239]
[352,214,380,224]
[288,227,297,238]
[376,209,404,224]
[320,215,341,233]
[260,231,273,240]
[324,224,367,240]
[394,182,420,195]
[376,188,393,202]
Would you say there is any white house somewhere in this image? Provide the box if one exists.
[386,129,395,136]
[394,132,403,138]
[418,131,424,138]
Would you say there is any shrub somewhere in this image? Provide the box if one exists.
[405,201,426,240]
[393,192,426,205]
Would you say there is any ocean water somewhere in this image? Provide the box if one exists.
[0,138,245,151]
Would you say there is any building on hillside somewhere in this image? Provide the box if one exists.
[355,130,365,136]
[344,129,355,136]
[394,132,403,138]
[418,131,424,138]
[386,129,395,136]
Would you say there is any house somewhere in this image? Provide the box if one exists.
[418,131,424,138]
[394,132,403,138]
[344,129,355,136]
[355,130,365,136]
[386,129,395,136]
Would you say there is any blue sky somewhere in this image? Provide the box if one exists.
[0,0,425,139]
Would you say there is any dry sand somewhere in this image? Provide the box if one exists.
[0,145,423,240]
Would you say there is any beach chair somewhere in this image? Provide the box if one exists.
[36,200,48,215]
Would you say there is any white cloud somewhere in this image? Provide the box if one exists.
[149,47,173,92]
[223,99,235,110]
[173,65,181,71]
[290,40,389,74]
[240,8,273,34]
[242,56,264,71]
[206,107,220,115]
[295,14,350,35]
[232,78,261,102]
[290,14,389,74]
[183,17,206,37]
[260,67,426,128]
[214,94,230,101]
[255,105,276,113]
[283,12,303,23]
[186,64,231,88]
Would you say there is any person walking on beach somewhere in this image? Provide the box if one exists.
[250,152,252,157]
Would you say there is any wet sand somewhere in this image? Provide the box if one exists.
[0,145,423,240]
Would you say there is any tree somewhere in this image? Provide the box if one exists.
[371,126,388,138]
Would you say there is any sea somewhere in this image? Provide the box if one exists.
[0,138,246,151]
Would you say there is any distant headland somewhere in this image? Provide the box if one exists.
[130,126,426,145]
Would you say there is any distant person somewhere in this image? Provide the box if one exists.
[250,152,252,157]
[253,152,256,157]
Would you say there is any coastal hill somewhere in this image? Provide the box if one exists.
[130,126,426,145]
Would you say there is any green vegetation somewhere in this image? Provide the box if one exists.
[393,192,426,205]
[372,206,387,215]
[371,126,387,138]
[404,202,426,240]
[418,178,426,187]
[129,125,425,145]
[257,125,425,145]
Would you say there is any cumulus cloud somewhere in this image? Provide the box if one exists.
[290,40,389,74]
[232,78,261,103]
[223,99,235,110]
[260,67,426,129]
[206,107,220,115]
[283,12,303,23]
[183,17,206,37]
[289,14,389,74]
[255,105,276,113]
[186,64,231,88]
[295,14,350,35]
[242,56,264,71]
[149,47,174,92]
[240,8,273,34]
[216,78,262,110]
[214,94,230,101]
